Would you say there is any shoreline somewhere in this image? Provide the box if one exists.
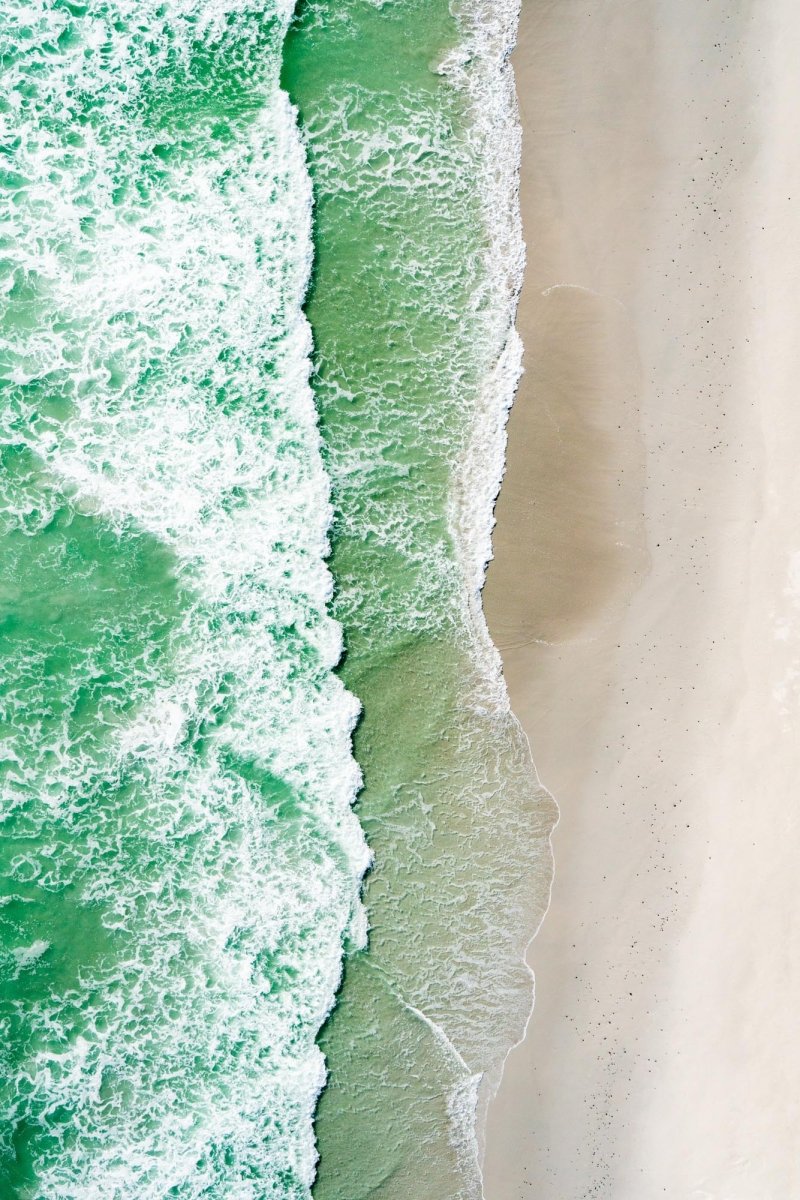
[287,2,560,1193]
[481,0,800,1196]
[448,0,561,1166]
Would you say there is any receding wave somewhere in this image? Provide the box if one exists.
[284,1,556,1196]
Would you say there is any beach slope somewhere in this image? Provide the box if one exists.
[482,0,800,1195]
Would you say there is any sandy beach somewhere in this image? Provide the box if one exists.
[481,0,800,1196]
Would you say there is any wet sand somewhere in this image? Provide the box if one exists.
[482,0,800,1195]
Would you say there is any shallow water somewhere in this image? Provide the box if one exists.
[284,2,555,1195]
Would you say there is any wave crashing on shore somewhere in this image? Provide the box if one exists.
[1,1,555,1196]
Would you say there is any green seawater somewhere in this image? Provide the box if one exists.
[1,3,369,1196]
[283,2,556,1196]
[1,0,556,1195]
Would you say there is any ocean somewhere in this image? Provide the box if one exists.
[0,1,555,1197]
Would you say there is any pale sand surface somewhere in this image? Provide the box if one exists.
[482,1,800,1196]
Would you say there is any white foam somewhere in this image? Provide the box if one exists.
[10,939,51,977]
[442,0,526,692]
[440,0,560,1177]
[0,2,369,1195]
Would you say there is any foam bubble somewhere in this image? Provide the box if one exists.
[0,2,368,1195]
[282,3,555,1194]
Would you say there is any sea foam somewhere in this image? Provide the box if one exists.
[281,2,556,1197]
[0,3,368,1196]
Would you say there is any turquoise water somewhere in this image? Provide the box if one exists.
[1,0,555,1196]
[283,4,555,1196]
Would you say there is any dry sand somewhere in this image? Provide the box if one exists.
[481,0,800,1196]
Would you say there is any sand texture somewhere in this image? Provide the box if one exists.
[481,0,800,1196]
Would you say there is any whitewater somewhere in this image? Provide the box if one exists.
[0,2,369,1195]
[1,0,557,1196]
